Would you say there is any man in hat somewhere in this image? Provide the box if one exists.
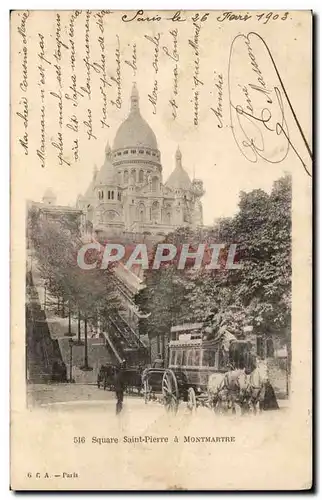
[114,359,126,415]
[219,323,237,368]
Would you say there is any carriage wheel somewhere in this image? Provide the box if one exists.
[162,370,179,414]
[187,387,197,413]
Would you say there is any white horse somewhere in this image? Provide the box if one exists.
[208,369,248,414]
[245,359,268,414]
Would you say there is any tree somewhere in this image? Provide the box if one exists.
[135,175,292,359]
[29,211,120,369]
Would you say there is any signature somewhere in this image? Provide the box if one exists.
[228,32,312,177]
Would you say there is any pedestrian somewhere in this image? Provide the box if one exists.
[114,360,126,415]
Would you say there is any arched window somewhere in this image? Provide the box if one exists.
[98,190,104,200]
[123,150,129,155]
[104,210,119,222]
[131,149,136,154]
[130,169,136,183]
[111,191,114,200]
[117,191,121,201]
[165,211,171,224]
[138,203,145,222]
[151,201,159,222]
[139,169,144,182]
[152,176,158,192]
[124,170,129,183]
[108,191,111,200]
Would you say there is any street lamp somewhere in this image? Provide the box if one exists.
[68,338,75,383]
[80,315,93,372]
[44,282,47,310]
[73,310,84,347]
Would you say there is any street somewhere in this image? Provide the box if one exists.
[28,382,289,415]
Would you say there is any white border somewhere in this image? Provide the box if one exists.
[4,1,319,498]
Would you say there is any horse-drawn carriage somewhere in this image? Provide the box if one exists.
[142,323,278,414]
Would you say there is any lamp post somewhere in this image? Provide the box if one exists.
[68,305,72,336]
[73,310,84,347]
[80,314,93,372]
[68,338,74,383]
[44,282,47,310]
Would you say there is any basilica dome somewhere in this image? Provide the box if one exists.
[113,84,158,151]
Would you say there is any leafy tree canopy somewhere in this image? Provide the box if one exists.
[135,175,291,345]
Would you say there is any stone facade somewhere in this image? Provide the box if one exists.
[76,84,204,238]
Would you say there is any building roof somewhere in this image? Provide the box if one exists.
[31,201,83,214]
[113,84,158,151]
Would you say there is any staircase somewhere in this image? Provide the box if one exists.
[100,266,148,366]
[57,337,115,384]
[27,248,148,377]
[105,312,148,367]
[26,271,67,383]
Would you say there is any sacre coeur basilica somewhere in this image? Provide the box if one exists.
[76,83,205,238]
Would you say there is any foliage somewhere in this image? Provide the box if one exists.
[29,209,120,324]
[135,175,292,346]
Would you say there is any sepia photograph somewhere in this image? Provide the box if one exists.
[11,9,312,490]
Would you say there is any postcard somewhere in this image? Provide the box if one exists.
[10,10,312,490]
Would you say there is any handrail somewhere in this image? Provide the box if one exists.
[109,316,138,349]
[109,313,143,348]
[101,331,122,363]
